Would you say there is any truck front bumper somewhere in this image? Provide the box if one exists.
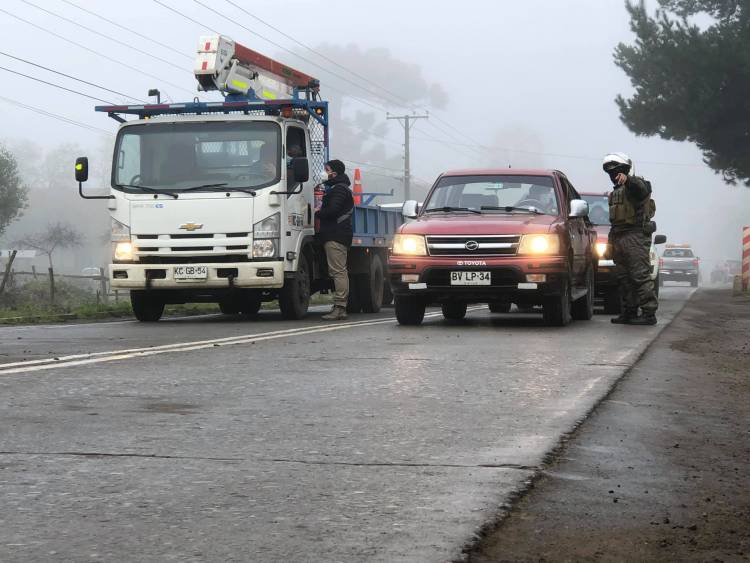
[110,261,284,290]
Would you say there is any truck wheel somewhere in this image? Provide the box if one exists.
[542,278,572,326]
[489,303,511,313]
[360,254,384,313]
[395,296,426,326]
[240,293,262,316]
[442,302,467,320]
[279,254,311,320]
[603,289,621,315]
[571,266,594,321]
[346,274,363,313]
[131,291,165,322]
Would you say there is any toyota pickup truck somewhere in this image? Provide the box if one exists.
[660,244,700,287]
[388,169,597,326]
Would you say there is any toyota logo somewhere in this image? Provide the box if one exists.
[465,240,479,251]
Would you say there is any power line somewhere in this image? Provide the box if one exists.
[0,65,113,104]
[0,7,197,99]
[0,94,112,135]
[58,0,193,61]
[0,51,144,102]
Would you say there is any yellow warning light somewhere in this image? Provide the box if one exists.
[75,163,83,171]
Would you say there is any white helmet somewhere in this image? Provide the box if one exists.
[602,152,633,176]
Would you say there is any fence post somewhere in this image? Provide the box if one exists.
[0,250,18,295]
[48,267,56,305]
[99,267,108,304]
[32,265,38,279]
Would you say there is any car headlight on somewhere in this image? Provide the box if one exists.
[252,213,280,258]
[392,234,427,256]
[596,241,609,258]
[114,241,135,261]
[518,234,560,255]
[111,218,130,242]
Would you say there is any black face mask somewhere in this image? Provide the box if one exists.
[608,171,620,184]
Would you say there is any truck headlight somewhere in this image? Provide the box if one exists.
[114,241,135,261]
[392,234,427,256]
[518,234,560,255]
[596,242,609,258]
[111,218,130,242]
[252,213,280,258]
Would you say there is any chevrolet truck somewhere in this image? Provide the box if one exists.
[75,35,400,321]
[388,169,598,326]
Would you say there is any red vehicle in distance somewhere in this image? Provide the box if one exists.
[388,169,597,326]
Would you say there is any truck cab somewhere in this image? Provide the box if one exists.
[388,169,597,326]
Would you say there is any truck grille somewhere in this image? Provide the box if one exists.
[133,233,251,261]
[426,235,520,256]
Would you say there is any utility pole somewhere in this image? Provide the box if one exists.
[387,112,428,201]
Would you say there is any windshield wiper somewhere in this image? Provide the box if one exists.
[115,183,178,199]
[181,183,257,196]
[481,205,545,214]
[424,206,481,215]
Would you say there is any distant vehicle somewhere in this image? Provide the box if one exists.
[660,244,700,287]
[389,169,597,326]
[580,192,666,314]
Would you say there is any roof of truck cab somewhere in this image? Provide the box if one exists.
[440,168,560,177]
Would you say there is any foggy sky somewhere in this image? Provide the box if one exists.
[1,0,748,264]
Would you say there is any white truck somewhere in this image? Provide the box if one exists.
[75,35,400,321]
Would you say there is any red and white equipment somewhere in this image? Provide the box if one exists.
[194,35,317,99]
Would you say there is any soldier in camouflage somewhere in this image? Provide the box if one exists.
[603,153,658,326]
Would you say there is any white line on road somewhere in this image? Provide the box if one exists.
[0,308,486,376]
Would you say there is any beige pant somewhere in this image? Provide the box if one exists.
[324,241,349,307]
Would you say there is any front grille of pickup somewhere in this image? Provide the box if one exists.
[426,235,520,256]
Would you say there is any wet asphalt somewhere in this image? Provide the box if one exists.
[0,287,693,562]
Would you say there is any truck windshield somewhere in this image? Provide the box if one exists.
[423,175,559,215]
[581,194,610,225]
[113,121,281,192]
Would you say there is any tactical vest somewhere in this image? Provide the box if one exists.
[608,181,655,226]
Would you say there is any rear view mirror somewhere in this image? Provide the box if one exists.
[569,199,589,218]
[654,234,667,245]
[75,157,89,183]
[402,200,419,219]
[291,157,309,183]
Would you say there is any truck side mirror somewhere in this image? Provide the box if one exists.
[402,200,419,219]
[291,157,309,183]
[569,199,589,218]
[75,157,89,183]
[654,234,667,245]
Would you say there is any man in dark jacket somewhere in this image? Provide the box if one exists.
[604,152,658,326]
[316,159,354,320]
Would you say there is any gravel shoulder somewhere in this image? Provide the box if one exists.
[469,288,750,562]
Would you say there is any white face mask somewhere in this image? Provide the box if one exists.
[320,171,331,182]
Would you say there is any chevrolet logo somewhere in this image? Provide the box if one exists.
[179,222,204,232]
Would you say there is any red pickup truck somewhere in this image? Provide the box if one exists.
[388,169,597,326]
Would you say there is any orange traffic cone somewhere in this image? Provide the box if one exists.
[353,168,363,205]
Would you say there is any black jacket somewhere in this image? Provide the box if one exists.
[317,173,354,247]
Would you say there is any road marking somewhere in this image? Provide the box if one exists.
[0,307,486,376]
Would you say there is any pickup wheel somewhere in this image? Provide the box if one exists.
[395,296,426,326]
[131,291,165,322]
[603,288,621,314]
[359,254,384,313]
[442,302,467,320]
[489,303,511,313]
[571,265,594,320]
[279,254,311,320]
[542,277,572,326]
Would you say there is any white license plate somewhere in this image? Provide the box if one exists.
[450,271,491,285]
[674,270,683,274]
[174,265,208,281]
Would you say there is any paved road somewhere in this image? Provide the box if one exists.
[0,287,692,562]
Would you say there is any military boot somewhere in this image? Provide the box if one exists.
[628,312,657,326]
[611,311,638,324]
[322,305,348,321]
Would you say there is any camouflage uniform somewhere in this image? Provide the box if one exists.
[608,176,658,317]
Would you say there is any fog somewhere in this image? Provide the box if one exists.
[1,0,748,273]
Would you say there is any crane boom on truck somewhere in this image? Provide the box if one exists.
[74,35,401,322]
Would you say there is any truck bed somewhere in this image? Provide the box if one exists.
[350,205,403,248]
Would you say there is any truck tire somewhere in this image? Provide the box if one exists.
[131,290,165,322]
[346,274,363,313]
[442,302,467,320]
[360,254,384,313]
[571,265,594,321]
[603,289,621,315]
[279,254,311,320]
[240,293,262,316]
[489,303,511,313]
[542,277,572,326]
[395,296,426,326]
